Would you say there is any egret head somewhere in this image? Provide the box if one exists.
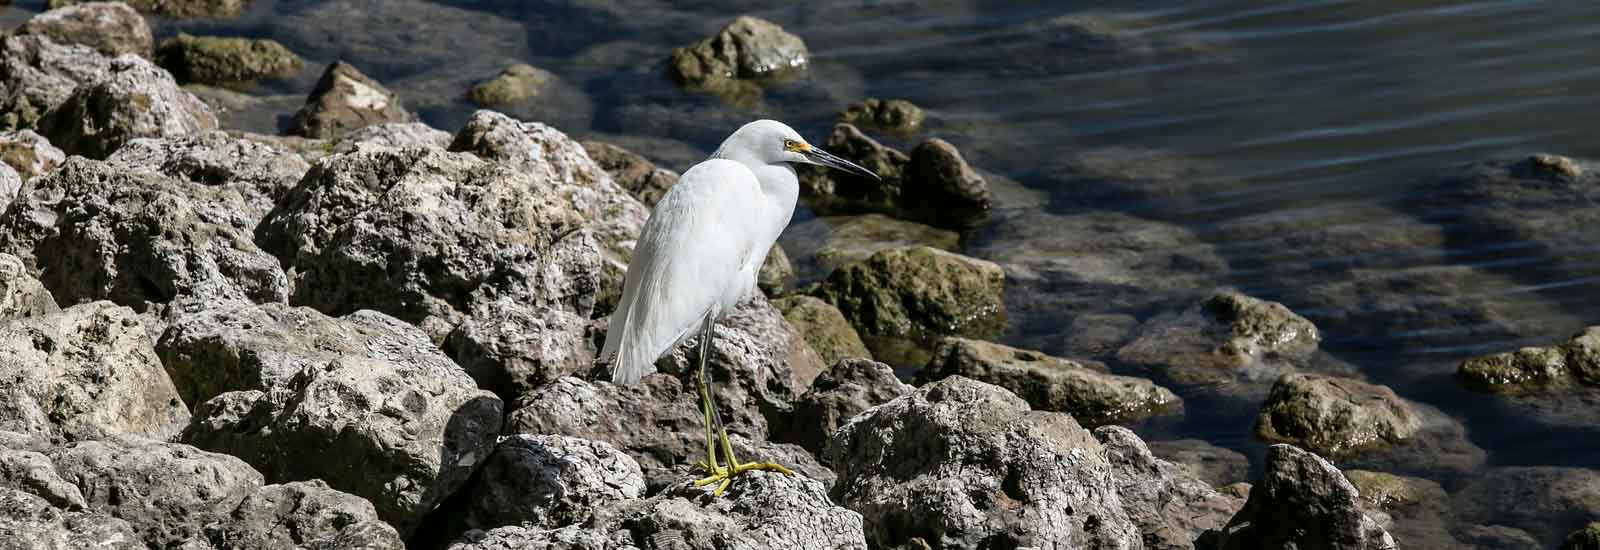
[715,119,880,180]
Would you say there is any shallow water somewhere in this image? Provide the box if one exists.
[10,0,1600,542]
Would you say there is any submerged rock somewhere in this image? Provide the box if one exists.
[813,246,1005,365]
[0,130,66,182]
[289,61,410,139]
[1452,466,1600,547]
[917,337,1181,427]
[38,55,218,159]
[470,63,552,106]
[47,0,250,19]
[839,98,924,134]
[1147,438,1250,488]
[1096,426,1244,549]
[784,213,961,280]
[1255,373,1421,457]
[462,435,644,532]
[0,302,189,442]
[1459,326,1600,393]
[1118,290,1321,387]
[17,1,153,58]
[0,34,113,131]
[776,358,910,456]
[826,376,1140,550]
[1204,444,1396,550]
[154,33,303,86]
[669,16,809,101]
[774,295,871,366]
[798,124,991,230]
[0,253,57,322]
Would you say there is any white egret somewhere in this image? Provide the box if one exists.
[600,119,878,495]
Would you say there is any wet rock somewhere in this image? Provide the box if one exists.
[47,0,249,19]
[17,2,152,59]
[757,243,795,296]
[1343,470,1445,517]
[1118,290,1321,387]
[839,98,924,134]
[106,130,310,223]
[812,246,1005,366]
[201,480,405,550]
[0,253,57,322]
[288,61,410,139]
[826,376,1140,549]
[773,295,871,366]
[776,358,909,455]
[0,302,188,442]
[1455,525,1543,550]
[0,486,144,549]
[798,124,991,230]
[1096,426,1244,549]
[0,129,67,182]
[918,337,1180,427]
[330,121,452,154]
[462,435,644,531]
[1459,326,1600,393]
[1341,469,1454,550]
[37,55,217,159]
[0,34,113,131]
[580,139,679,207]
[179,309,501,537]
[1564,523,1600,550]
[1147,439,1250,488]
[783,214,960,281]
[669,16,808,101]
[154,33,303,86]
[470,63,551,106]
[1452,466,1600,546]
[45,435,264,548]
[1338,400,1486,480]
[0,157,288,309]
[1254,373,1420,457]
[1204,444,1396,550]
[394,55,592,133]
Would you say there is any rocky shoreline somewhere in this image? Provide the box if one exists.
[0,3,1596,550]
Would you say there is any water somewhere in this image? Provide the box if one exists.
[11,0,1600,543]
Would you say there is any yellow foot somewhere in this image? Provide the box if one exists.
[692,461,795,497]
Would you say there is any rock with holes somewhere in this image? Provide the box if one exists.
[1204,444,1395,550]
[0,253,57,322]
[651,294,824,414]
[331,121,452,154]
[0,34,113,130]
[797,124,990,230]
[0,157,287,309]
[38,55,218,159]
[825,376,1141,550]
[199,480,405,550]
[180,309,502,537]
[106,130,310,224]
[462,435,644,532]
[1254,373,1421,457]
[17,2,153,58]
[0,486,145,550]
[0,302,188,442]
[0,129,67,182]
[0,164,16,220]
[775,358,909,456]
[289,61,410,139]
[1095,426,1243,550]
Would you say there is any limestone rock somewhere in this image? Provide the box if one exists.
[1118,290,1321,387]
[1095,426,1243,549]
[200,480,405,550]
[330,121,451,154]
[18,2,153,58]
[812,246,1005,365]
[0,253,57,322]
[47,0,249,19]
[0,486,145,550]
[37,55,217,159]
[1459,326,1600,393]
[0,35,113,130]
[669,16,808,101]
[773,295,871,366]
[776,358,909,456]
[1205,444,1396,550]
[463,435,644,531]
[1255,373,1421,457]
[0,129,66,182]
[470,63,551,106]
[289,61,409,139]
[106,130,310,224]
[580,140,679,208]
[838,98,924,134]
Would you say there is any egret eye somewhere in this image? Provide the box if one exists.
[782,139,798,151]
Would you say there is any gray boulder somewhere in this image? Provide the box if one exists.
[917,337,1181,427]
[1255,373,1421,457]
[17,2,153,58]
[39,55,218,159]
[289,61,410,139]
[652,294,824,416]
[0,34,112,130]
[0,157,287,310]
[798,124,991,230]
[0,164,17,223]
[1095,426,1244,550]
[200,480,405,550]
[106,130,311,225]
[179,308,502,537]
[0,487,145,550]
[0,302,188,442]
[0,253,57,322]
[1205,444,1395,550]
[0,129,67,182]
[825,376,1141,550]
[463,435,644,531]
[331,121,452,154]
[776,358,910,456]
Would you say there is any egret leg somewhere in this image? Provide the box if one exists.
[690,315,723,477]
[688,313,793,497]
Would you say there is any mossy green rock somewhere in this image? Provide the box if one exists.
[1255,373,1421,457]
[813,246,1004,364]
[1459,326,1600,393]
[1563,522,1600,550]
[916,337,1180,427]
[669,16,808,85]
[469,63,550,107]
[155,34,302,86]
[1342,469,1445,513]
[774,295,871,366]
[839,98,924,134]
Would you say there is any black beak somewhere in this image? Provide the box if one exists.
[805,147,880,180]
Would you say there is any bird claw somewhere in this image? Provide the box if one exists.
[692,461,793,497]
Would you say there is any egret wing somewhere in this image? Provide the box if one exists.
[601,159,763,384]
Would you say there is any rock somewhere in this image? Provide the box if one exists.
[1147,439,1250,488]
[669,16,808,101]
[179,308,502,536]
[202,480,405,550]
[1254,373,1421,457]
[773,295,871,366]
[757,243,794,296]
[445,296,595,403]
[393,55,593,133]
[331,121,452,154]
[1204,444,1396,550]
[1455,525,1543,550]
[825,376,1140,549]
[838,98,924,134]
[797,124,991,230]
[0,253,57,322]
[918,337,1180,427]
[446,524,623,550]
[0,302,188,442]
[288,61,410,139]
[580,140,679,208]
[1452,466,1600,546]
[1342,470,1445,516]
[44,435,264,548]
[1118,290,1321,387]
[47,0,249,19]
[1565,523,1600,550]
[783,214,960,281]
[0,34,113,130]
[1341,470,1454,550]
[0,436,87,510]
[154,33,303,86]
[38,55,218,159]
[1095,426,1244,549]
[0,157,288,309]
[462,435,644,531]
[17,2,152,58]
[106,130,310,224]
[775,358,909,456]
[0,129,67,182]
[0,486,145,549]
[0,164,15,215]
[812,246,1005,366]
[1459,326,1600,393]
[1337,401,1486,480]
[470,63,551,106]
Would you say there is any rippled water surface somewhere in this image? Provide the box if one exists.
[11,0,1600,542]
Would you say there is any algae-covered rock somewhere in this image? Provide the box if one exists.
[581,139,679,207]
[1118,290,1321,387]
[1459,326,1600,393]
[289,61,410,139]
[38,55,218,159]
[1564,523,1600,550]
[1254,374,1420,457]
[18,2,153,58]
[785,214,961,279]
[917,337,1180,427]
[774,295,871,366]
[470,63,551,106]
[155,33,303,86]
[839,98,924,134]
[798,124,991,229]
[812,246,1004,365]
[669,16,809,100]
